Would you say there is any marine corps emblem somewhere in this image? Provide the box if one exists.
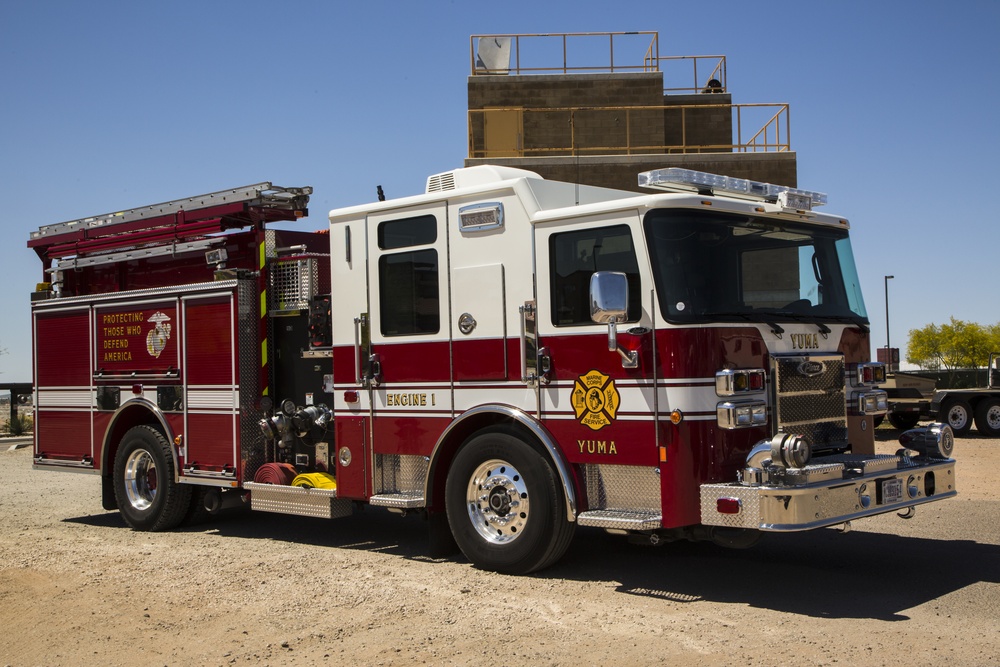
[145,311,172,359]
[572,369,620,431]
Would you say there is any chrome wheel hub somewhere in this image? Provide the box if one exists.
[466,458,529,544]
[124,449,157,511]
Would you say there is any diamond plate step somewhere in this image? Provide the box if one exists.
[577,509,662,530]
[369,493,425,509]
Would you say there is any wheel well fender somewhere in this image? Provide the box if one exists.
[937,392,979,411]
[424,404,578,522]
[99,398,177,509]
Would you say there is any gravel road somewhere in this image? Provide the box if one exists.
[1,430,998,667]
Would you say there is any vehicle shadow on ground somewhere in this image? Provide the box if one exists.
[552,522,1000,621]
[65,504,449,560]
[66,501,999,622]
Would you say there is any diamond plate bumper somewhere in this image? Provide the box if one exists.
[700,456,956,531]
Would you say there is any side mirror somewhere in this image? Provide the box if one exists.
[590,272,637,368]
[590,271,629,324]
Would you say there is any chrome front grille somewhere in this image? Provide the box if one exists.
[771,354,848,451]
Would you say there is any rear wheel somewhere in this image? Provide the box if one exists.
[887,412,920,431]
[941,399,973,436]
[974,398,1000,437]
[445,429,574,574]
[113,425,191,531]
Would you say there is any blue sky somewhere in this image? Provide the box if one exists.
[2,0,998,380]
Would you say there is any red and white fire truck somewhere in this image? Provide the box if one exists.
[28,166,957,574]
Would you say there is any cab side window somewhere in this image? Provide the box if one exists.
[549,225,641,326]
[378,215,439,336]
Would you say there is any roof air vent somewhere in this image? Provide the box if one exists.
[426,172,457,193]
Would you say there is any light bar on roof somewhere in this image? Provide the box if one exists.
[638,167,828,208]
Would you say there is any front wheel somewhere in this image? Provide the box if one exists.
[113,425,191,531]
[974,398,1000,437]
[941,399,974,436]
[445,429,574,574]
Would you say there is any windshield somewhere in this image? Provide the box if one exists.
[643,209,869,325]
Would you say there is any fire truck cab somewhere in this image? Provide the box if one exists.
[29,166,957,574]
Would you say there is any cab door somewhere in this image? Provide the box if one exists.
[364,205,452,498]
[533,214,659,470]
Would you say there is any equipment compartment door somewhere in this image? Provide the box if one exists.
[182,291,240,474]
[33,306,94,467]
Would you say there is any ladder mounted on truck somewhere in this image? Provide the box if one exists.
[28,182,312,267]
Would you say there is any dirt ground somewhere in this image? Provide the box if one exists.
[1,428,998,667]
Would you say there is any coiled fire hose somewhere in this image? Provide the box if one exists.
[253,462,298,485]
[291,472,337,490]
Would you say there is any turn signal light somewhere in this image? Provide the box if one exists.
[855,362,886,386]
[716,369,766,396]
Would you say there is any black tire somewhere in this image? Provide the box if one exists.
[974,398,1000,437]
[872,415,885,428]
[941,399,974,436]
[113,425,191,531]
[887,412,920,431]
[445,429,575,574]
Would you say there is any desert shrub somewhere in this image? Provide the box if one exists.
[7,412,33,436]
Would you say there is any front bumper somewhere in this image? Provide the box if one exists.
[700,453,956,531]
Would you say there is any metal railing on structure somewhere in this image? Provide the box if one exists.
[655,55,727,94]
[470,33,725,94]
[468,103,790,158]
[471,32,660,75]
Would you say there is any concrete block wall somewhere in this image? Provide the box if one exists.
[469,73,665,157]
[468,72,665,108]
[466,71,797,190]
[662,93,734,151]
[464,152,799,193]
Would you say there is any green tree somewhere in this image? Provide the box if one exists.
[907,317,997,370]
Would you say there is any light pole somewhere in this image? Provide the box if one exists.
[884,275,894,367]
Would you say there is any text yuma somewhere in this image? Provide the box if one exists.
[578,440,617,455]
[790,333,820,350]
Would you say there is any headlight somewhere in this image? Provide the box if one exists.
[853,390,888,415]
[717,400,767,429]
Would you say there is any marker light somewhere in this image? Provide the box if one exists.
[716,498,742,515]
[458,202,504,232]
